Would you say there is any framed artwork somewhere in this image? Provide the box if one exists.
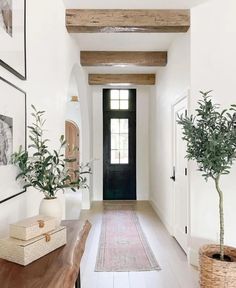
[0,76,27,204]
[0,0,26,80]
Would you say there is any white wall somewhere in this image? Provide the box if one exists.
[0,0,89,236]
[189,0,236,263]
[65,0,208,9]
[149,0,236,266]
[92,86,150,201]
[149,32,190,234]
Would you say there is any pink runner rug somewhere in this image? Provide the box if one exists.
[95,203,161,272]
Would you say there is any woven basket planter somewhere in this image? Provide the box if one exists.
[199,244,236,288]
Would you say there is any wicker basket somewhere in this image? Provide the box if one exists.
[199,244,236,288]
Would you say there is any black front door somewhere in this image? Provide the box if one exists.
[103,89,136,200]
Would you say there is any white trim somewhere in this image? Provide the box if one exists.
[188,247,199,267]
[81,187,91,210]
[150,200,173,236]
[150,196,200,269]
[171,89,191,253]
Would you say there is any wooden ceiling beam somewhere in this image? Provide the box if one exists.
[66,9,190,33]
[81,51,167,67]
[88,74,156,85]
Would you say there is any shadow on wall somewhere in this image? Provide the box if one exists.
[65,64,92,217]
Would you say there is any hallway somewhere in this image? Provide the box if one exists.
[80,202,198,288]
[0,0,236,287]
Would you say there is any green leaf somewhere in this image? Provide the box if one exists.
[12,105,91,199]
[31,104,36,111]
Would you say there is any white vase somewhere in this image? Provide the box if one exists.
[39,198,62,227]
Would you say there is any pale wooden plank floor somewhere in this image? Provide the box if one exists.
[79,201,199,288]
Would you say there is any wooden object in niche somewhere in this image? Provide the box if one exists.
[65,121,80,181]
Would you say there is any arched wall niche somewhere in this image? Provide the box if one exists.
[65,63,92,213]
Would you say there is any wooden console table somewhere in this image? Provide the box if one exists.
[0,220,91,288]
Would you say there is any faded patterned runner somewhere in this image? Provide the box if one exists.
[95,203,161,272]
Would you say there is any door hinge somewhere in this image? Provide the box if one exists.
[170,166,176,182]
[185,226,188,234]
[185,168,187,176]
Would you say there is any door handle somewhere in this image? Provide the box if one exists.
[170,166,175,182]
[170,175,175,181]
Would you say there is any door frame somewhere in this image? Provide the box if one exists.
[171,89,191,253]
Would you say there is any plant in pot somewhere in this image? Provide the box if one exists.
[177,91,236,287]
[12,105,91,226]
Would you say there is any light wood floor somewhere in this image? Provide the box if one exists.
[79,201,199,288]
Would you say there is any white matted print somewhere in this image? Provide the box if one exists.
[0,0,26,79]
[0,114,13,165]
[0,0,12,37]
[0,77,26,203]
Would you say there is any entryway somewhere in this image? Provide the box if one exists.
[103,89,136,200]
[171,95,189,253]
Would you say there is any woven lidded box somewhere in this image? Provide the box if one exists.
[0,226,66,266]
[10,215,56,241]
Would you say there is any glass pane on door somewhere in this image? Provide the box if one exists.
[110,90,129,110]
[110,118,129,164]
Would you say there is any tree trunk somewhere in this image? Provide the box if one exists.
[215,175,224,260]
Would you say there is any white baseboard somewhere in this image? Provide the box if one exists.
[150,200,199,268]
[188,247,199,267]
[150,200,173,236]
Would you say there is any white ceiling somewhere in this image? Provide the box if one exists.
[64,0,207,9]
[85,66,163,74]
[65,0,208,74]
[75,33,179,52]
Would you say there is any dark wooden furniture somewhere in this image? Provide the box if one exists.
[0,220,91,288]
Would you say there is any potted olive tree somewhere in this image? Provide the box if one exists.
[178,91,236,287]
[12,105,91,226]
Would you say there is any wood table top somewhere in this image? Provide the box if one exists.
[0,219,91,288]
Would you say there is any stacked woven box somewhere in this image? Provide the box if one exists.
[0,215,67,266]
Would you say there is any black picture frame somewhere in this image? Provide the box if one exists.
[0,0,27,80]
[0,76,27,204]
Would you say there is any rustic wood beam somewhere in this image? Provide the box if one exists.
[66,9,190,33]
[88,74,156,85]
[81,51,167,67]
